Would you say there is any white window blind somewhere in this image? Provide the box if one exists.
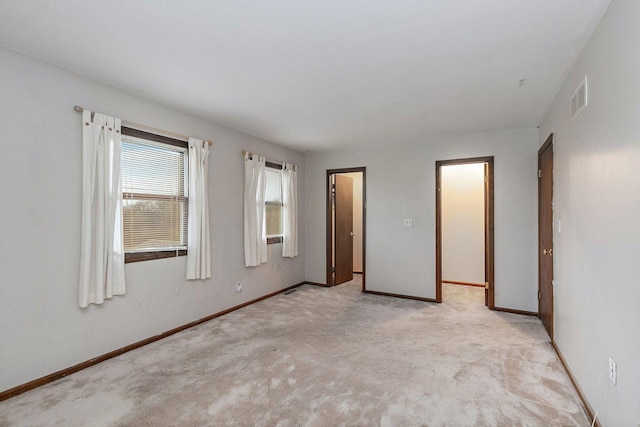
[121,135,188,252]
[265,167,283,238]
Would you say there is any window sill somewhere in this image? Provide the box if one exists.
[267,236,283,245]
[125,249,187,264]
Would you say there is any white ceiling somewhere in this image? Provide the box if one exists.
[0,0,610,152]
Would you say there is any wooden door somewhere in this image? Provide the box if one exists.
[538,135,554,339]
[484,163,489,307]
[334,175,354,285]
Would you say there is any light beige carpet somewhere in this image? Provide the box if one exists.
[0,279,590,426]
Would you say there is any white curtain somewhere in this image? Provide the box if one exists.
[79,110,126,307]
[244,152,268,267]
[186,137,211,280]
[282,162,298,258]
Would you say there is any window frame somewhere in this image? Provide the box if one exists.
[265,161,283,245]
[121,126,189,263]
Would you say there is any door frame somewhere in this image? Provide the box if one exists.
[538,134,554,338]
[435,156,495,308]
[326,167,366,290]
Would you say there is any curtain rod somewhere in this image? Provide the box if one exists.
[74,105,212,146]
[242,150,298,169]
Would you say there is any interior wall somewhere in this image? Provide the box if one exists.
[441,163,485,285]
[342,172,363,272]
[305,128,538,310]
[537,0,640,424]
[0,48,306,393]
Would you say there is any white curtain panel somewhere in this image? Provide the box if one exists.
[282,163,299,258]
[186,138,211,280]
[244,152,268,267]
[79,110,126,308]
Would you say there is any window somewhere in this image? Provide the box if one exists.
[265,164,283,244]
[120,127,188,263]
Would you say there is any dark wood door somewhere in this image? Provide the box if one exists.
[538,135,554,339]
[484,163,489,307]
[334,175,354,285]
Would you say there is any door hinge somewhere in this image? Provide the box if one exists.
[538,170,542,178]
[485,282,489,290]
[331,267,336,273]
[537,290,541,300]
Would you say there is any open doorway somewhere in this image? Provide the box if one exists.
[326,167,366,289]
[436,157,494,308]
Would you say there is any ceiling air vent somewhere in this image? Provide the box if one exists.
[570,76,588,121]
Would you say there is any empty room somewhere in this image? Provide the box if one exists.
[1,0,638,426]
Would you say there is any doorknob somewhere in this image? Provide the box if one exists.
[548,248,552,256]
[542,248,553,256]
[350,231,354,237]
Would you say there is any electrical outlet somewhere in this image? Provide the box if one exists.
[403,219,413,227]
[236,282,242,293]
[608,357,617,385]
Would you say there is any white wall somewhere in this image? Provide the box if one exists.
[538,0,640,424]
[0,49,305,393]
[305,128,538,310]
[441,163,485,285]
